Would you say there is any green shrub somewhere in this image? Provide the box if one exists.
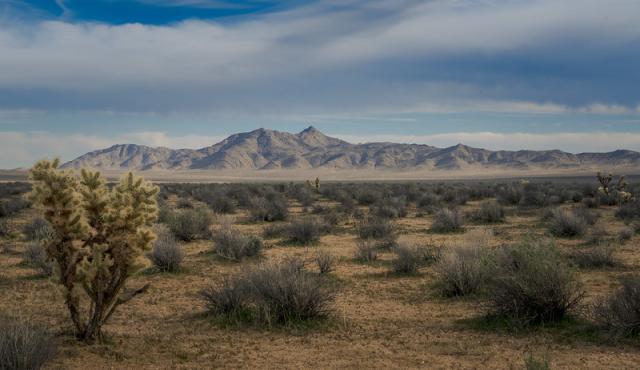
[166,207,213,241]
[470,201,505,224]
[487,239,583,326]
[285,217,323,245]
[213,227,262,261]
[435,233,491,297]
[430,208,464,233]
[548,208,587,237]
[148,226,183,272]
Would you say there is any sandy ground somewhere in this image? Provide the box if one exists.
[1,197,640,369]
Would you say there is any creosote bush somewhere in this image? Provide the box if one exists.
[22,242,53,277]
[28,159,158,343]
[200,259,335,325]
[487,239,583,326]
[470,201,505,224]
[354,240,378,263]
[570,243,618,269]
[548,208,587,237]
[593,276,640,337]
[285,217,323,245]
[0,318,57,370]
[212,225,263,261]
[356,216,397,248]
[391,243,438,274]
[22,217,54,241]
[430,208,464,233]
[165,207,213,241]
[315,249,335,274]
[435,231,492,297]
[148,225,183,272]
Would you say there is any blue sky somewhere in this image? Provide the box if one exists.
[0,0,639,167]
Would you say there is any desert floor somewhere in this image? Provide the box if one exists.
[1,191,639,369]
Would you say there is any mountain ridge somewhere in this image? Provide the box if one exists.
[62,126,640,172]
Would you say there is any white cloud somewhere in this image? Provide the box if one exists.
[0,0,638,113]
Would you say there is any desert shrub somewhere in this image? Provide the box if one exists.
[357,216,395,241]
[417,192,441,211]
[616,201,640,221]
[148,226,183,272]
[524,353,550,370]
[0,319,57,370]
[391,243,437,274]
[430,208,464,233]
[570,243,618,268]
[371,197,407,219]
[354,241,378,262]
[285,217,323,245]
[176,198,194,209]
[202,260,335,325]
[573,207,599,226]
[213,227,263,261]
[249,194,289,222]
[520,183,547,208]
[582,197,599,209]
[435,233,492,297]
[29,161,158,343]
[486,239,583,326]
[0,197,30,218]
[22,218,54,241]
[0,219,9,237]
[315,249,335,274]
[200,277,251,319]
[470,201,505,224]
[593,276,640,337]
[547,208,587,237]
[584,225,609,245]
[166,207,213,241]
[262,223,287,239]
[194,189,236,214]
[497,185,522,206]
[22,243,53,277]
[248,260,335,324]
[618,227,634,243]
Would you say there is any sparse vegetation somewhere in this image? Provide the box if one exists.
[0,318,57,370]
[470,201,505,224]
[354,240,378,263]
[593,276,640,337]
[148,225,183,272]
[315,249,335,274]
[486,239,583,326]
[548,208,587,237]
[430,208,464,233]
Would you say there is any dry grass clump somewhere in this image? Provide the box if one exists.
[212,221,263,261]
[354,240,378,263]
[22,217,54,241]
[315,249,335,274]
[284,217,324,245]
[148,225,183,272]
[430,208,464,233]
[592,276,640,337]
[570,243,618,269]
[470,201,505,224]
[486,239,583,326]
[434,230,493,297]
[200,259,335,325]
[0,318,57,370]
[548,208,587,237]
[165,207,213,241]
[22,242,53,277]
[391,242,439,274]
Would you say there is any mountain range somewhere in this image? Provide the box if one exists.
[62,127,640,172]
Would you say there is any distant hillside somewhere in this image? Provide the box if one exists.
[62,126,640,172]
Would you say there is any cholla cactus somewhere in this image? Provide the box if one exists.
[315,177,320,192]
[29,159,158,343]
[597,172,613,195]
